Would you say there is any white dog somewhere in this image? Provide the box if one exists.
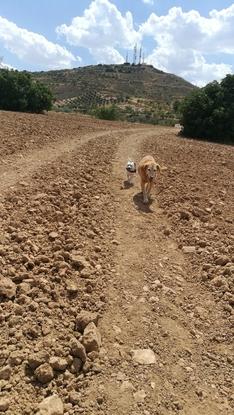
[126,159,136,184]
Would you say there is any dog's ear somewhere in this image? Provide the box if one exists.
[156,163,161,172]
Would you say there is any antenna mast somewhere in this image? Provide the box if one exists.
[125,51,129,64]
[133,44,137,65]
[139,47,143,65]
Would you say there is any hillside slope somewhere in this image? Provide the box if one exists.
[32,63,196,103]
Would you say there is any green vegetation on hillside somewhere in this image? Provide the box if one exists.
[33,64,195,103]
[180,74,234,143]
[0,69,53,113]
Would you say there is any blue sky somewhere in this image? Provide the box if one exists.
[0,0,234,85]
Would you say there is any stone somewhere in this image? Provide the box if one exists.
[37,395,64,415]
[0,366,11,381]
[70,339,86,362]
[66,280,78,294]
[49,232,59,240]
[182,246,196,254]
[28,351,50,370]
[35,363,54,384]
[49,357,68,371]
[82,322,101,353]
[70,358,82,374]
[0,398,10,412]
[76,311,99,332]
[134,390,146,402]
[215,256,229,266]
[0,276,16,299]
[71,255,90,270]
[8,351,24,366]
[132,349,156,365]
[180,210,191,220]
[69,391,80,405]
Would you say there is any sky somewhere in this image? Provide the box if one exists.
[0,0,234,86]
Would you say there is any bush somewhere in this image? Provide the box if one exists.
[91,105,119,121]
[180,74,234,143]
[0,69,53,113]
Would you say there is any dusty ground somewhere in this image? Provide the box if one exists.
[0,111,233,415]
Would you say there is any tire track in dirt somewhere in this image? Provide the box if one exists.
[84,130,233,415]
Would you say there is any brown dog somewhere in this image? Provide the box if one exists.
[138,155,161,203]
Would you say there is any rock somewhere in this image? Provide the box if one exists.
[134,390,146,402]
[70,357,82,374]
[66,280,78,294]
[69,391,80,405]
[163,228,170,236]
[0,276,16,299]
[0,366,11,380]
[71,255,90,270]
[192,207,206,218]
[211,276,228,289]
[70,339,87,363]
[180,210,191,220]
[35,363,54,384]
[8,351,24,366]
[37,395,64,415]
[194,306,207,319]
[215,256,229,266]
[182,246,196,254]
[82,322,101,353]
[0,398,10,412]
[132,349,156,365]
[76,311,99,332]
[49,357,68,371]
[49,232,59,240]
[28,351,50,369]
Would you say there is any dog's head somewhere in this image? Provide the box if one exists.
[126,160,136,172]
[146,162,161,181]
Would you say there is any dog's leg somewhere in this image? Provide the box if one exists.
[127,172,132,184]
[148,182,153,199]
[143,183,149,204]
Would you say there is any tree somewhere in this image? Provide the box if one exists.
[0,69,53,113]
[180,74,234,143]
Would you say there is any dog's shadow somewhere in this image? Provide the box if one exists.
[133,192,154,213]
[122,180,134,189]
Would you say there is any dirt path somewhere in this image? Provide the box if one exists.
[0,117,232,415]
[85,131,233,415]
[0,127,145,194]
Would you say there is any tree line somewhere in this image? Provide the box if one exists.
[0,69,53,113]
[178,74,234,144]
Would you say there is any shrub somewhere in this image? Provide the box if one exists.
[180,74,234,143]
[91,105,119,121]
[0,69,53,113]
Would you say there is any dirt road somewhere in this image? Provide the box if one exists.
[0,112,233,414]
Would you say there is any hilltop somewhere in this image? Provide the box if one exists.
[32,64,196,124]
[33,64,194,101]
[33,63,195,102]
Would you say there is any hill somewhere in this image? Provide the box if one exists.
[33,63,195,102]
[32,64,196,124]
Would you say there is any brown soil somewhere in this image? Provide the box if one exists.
[0,111,233,415]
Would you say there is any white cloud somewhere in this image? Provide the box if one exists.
[90,46,124,64]
[146,48,231,86]
[0,16,77,69]
[56,0,140,64]
[142,0,154,5]
[140,5,234,85]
